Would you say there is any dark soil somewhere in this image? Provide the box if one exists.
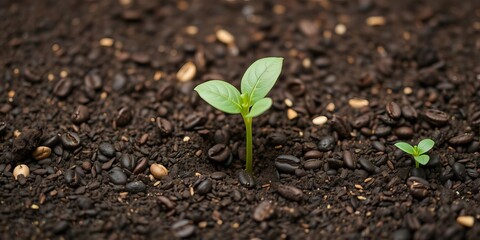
[1,0,480,239]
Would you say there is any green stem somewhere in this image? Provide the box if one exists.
[244,117,253,173]
[415,160,419,168]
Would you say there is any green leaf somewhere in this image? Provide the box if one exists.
[417,138,434,155]
[245,98,272,118]
[414,155,430,165]
[194,80,242,114]
[394,142,415,154]
[241,57,283,105]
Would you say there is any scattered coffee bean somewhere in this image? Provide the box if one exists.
[359,158,375,173]
[112,73,127,91]
[208,144,230,163]
[407,176,430,199]
[64,169,80,187]
[330,115,351,139]
[275,155,300,174]
[425,154,440,168]
[13,164,29,180]
[171,219,195,238]
[126,181,146,193]
[253,201,275,222]
[453,162,466,181]
[53,78,73,98]
[304,150,323,159]
[214,129,230,144]
[372,141,386,152]
[386,102,402,119]
[32,146,51,160]
[424,109,449,126]
[72,105,89,124]
[98,142,115,158]
[61,132,81,150]
[196,179,212,195]
[351,114,370,128]
[157,196,175,209]
[84,73,102,90]
[150,163,168,179]
[318,136,335,152]
[448,134,473,146]
[76,196,93,209]
[115,106,133,127]
[176,62,196,82]
[156,117,173,136]
[374,125,391,137]
[133,157,148,174]
[343,151,356,169]
[402,105,418,121]
[395,126,414,139]
[109,168,127,185]
[303,159,322,170]
[210,172,227,180]
[238,170,255,188]
[277,184,303,202]
[286,79,305,96]
[183,113,206,130]
[120,154,136,171]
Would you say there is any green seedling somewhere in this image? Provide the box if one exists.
[394,138,435,168]
[194,57,283,174]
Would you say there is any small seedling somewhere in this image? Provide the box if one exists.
[394,138,435,168]
[194,57,283,174]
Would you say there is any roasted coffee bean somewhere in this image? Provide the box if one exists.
[343,151,356,169]
[112,73,127,91]
[359,158,375,173]
[120,154,136,171]
[53,78,73,97]
[183,113,206,130]
[304,150,323,159]
[424,109,449,126]
[156,117,173,135]
[150,163,168,179]
[275,155,300,174]
[395,126,414,139]
[330,115,350,139]
[210,172,227,180]
[277,184,303,202]
[42,134,60,147]
[425,154,440,168]
[208,144,230,163]
[126,181,146,193]
[115,106,133,127]
[98,142,115,157]
[351,114,370,129]
[238,170,255,188]
[372,141,386,152]
[64,169,80,187]
[24,68,41,82]
[318,135,336,152]
[267,132,287,146]
[72,105,89,124]
[157,82,174,101]
[109,168,127,185]
[76,196,93,209]
[171,220,195,238]
[402,105,418,121]
[448,134,473,146]
[32,146,51,160]
[467,141,480,153]
[82,161,92,171]
[253,201,275,222]
[286,79,305,97]
[357,71,375,88]
[133,157,148,174]
[386,102,402,119]
[196,179,212,195]
[157,196,175,209]
[84,73,102,90]
[374,126,391,137]
[303,159,322,170]
[453,162,466,181]
[407,176,429,199]
[214,129,230,144]
[378,115,397,125]
[61,132,81,150]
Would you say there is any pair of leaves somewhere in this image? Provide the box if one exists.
[194,57,283,118]
[394,139,435,165]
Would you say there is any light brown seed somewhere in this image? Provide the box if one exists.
[457,216,474,227]
[312,116,328,126]
[176,62,196,82]
[348,98,369,109]
[13,164,30,180]
[216,29,235,45]
[287,108,298,120]
[366,16,386,26]
[32,146,52,160]
[99,38,114,47]
[150,163,168,179]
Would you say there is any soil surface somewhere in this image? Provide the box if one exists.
[1,0,480,239]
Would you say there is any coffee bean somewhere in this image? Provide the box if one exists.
[253,201,275,222]
[171,220,195,238]
[176,62,196,82]
[60,132,81,150]
[196,179,212,195]
[183,113,206,130]
[386,102,402,119]
[425,154,440,168]
[378,115,397,125]
[453,162,466,181]
[303,159,322,170]
[467,141,480,153]
[126,181,146,193]
[24,68,41,82]
[277,184,303,202]
[318,135,335,152]
[304,150,323,159]
[267,132,287,146]
[157,82,175,101]
[286,79,305,97]
[408,179,429,199]
[109,168,127,185]
[156,117,173,136]
[343,151,356,169]
[208,144,230,163]
[327,159,344,169]
[275,155,300,174]
[372,141,386,152]
[72,105,89,124]
[359,158,375,173]
[120,154,136,171]
[98,142,115,158]
[82,161,92,171]
[238,170,255,188]
[133,157,148,174]
[115,106,133,127]
[351,114,370,129]
[213,129,230,144]
[84,73,102,90]
[76,196,93,209]
[64,169,80,187]
[150,163,168,179]
[112,73,127,91]
[42,134,60,147]
[32,146,51,160]
[448,134,474,146]
[157,196,175,209]
[53,78,73,97]
[402,105,418,121]
[131,53,150,64]
[424,109,449,126]
[395,126,414,139]
[374,126,391,137]
[330,115,350,139]
[210,172,227,180]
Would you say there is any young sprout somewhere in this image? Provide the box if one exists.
[394,138,435,168]
[194,57,283,174]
